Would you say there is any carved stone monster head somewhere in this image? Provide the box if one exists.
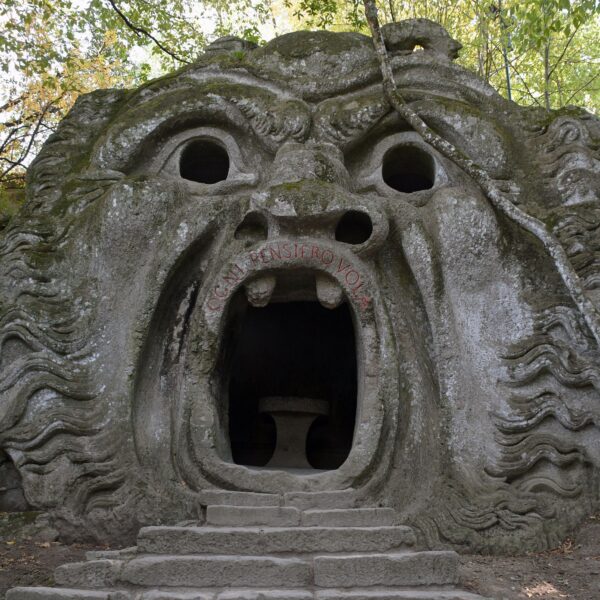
[1,21,599,552]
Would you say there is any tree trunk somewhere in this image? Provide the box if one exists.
[498,0,512,102]
[544,41,551,111]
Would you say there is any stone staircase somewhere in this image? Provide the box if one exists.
[7,493,489,600]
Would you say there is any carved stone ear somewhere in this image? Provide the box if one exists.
[381,19,462,61]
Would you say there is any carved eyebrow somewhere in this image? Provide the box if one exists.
[141,75,314,148]
[230,95,311,148]
[314,90,390,149]
[92,82,312,172]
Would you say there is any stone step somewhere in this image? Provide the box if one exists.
[206,505,301,527]
[205,506,397,528]
[119,555,312,587]
[216,592,314,600]
[301,508,397,527]
[6,590,115,600]
[283,490,357,510]
[197,490,364,510]
[313,551,459,588]
[137,526,416,555]
[54,559,122,588]
[6,588,490,600]
[314,592,488,600]
[198,490,281,507]
[63,551,456,589]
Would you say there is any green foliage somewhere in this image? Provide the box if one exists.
[0,184,25,230]
[504,0,600,109]
[0,0,598,191]
[0,0,274,190]
[285,0,599,111]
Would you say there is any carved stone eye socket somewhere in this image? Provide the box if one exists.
[179,139,230,184]
[382,145,435,193]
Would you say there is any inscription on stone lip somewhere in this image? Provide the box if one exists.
[206,240,372,312]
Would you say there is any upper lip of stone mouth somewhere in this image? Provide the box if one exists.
[244,267,346,310]
[203,238,373,317]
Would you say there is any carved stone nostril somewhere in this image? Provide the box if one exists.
[234,212,268,242]
[335,211,373,245]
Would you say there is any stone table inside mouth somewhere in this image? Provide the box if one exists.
[258,396,330,469]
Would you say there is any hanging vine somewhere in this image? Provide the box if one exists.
[362,0,600,347]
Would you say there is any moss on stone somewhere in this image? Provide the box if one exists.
[255,30,371,60]
[0,186,25,230]
[0,511,41,539]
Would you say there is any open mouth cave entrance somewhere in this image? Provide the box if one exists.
[224,288,357,471]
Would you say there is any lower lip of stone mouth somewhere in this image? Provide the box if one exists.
[219,269,358,473]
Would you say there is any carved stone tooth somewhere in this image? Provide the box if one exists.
[244,274,276,307]
[316,273,344,309]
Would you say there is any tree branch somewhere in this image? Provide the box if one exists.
[488,39,544,108]
[0,94,28,114]
[547,26,580,80]
[0,125,28,155]
[106,0,191,64]
[564,72,600,105]
[362,0,600,347]
[0,98,60,181]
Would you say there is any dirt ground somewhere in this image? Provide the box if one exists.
[460,515,600,599]
[0,512,599,599]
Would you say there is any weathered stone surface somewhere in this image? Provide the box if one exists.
[6,590,487,600]
[54,559,123,588]
[85,548,136,561]
[140,592,214,600]
[300,508,397,528]
[382,19,462,59]
[0,16,598,560]
[199,492,281,508]
[6,590,114,600]
[217,591,313,600]
[283,492,358,511]
[0,451,30,511]
[315,592,489,600]
[120,556,312,587]
[137,526,415,555]
[206,506,301,527]
[313,551,459,587]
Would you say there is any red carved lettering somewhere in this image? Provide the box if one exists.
[358,295,371,310]
[352,280,364,293]
[214,285,228,299]
[281,242,292,259]
[223,264,244,285]
[336,257,351,274]
[345,270,360,286]
[207,296,223,311]
[321,249,334,265]
[269,244,281,260]
[311,245,321,259]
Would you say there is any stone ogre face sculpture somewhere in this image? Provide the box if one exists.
[1,22,599,553]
